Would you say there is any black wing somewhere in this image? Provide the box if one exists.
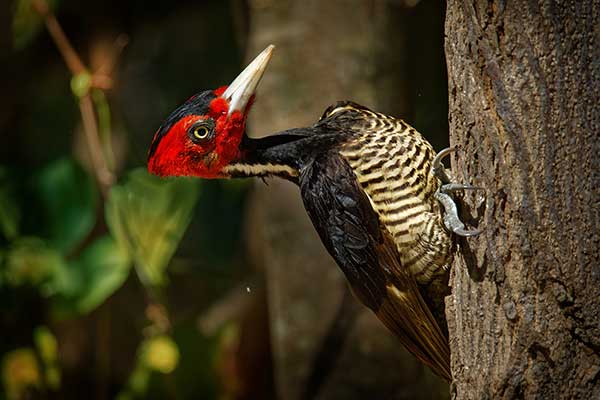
[299,152,451,381]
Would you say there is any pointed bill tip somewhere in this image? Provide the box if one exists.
[222,45,275,116]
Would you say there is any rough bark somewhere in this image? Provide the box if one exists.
[244,0,448,399]
[445,1,600,399]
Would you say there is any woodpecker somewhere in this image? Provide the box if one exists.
[148,45,480,381]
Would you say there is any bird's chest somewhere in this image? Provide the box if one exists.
[339,128,452,281]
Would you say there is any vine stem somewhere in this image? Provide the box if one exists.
[31,0,86,75]
[32,0,116,195]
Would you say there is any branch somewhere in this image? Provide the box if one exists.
[31,0,86,75]
[32,0,117,195]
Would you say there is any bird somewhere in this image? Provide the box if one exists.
[147,45,480,381]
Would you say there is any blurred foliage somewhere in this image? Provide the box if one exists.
[106,169,198,288]
[0,158,129,316]
[0,151,214,397]
[56,235,130,315]
[0,169,20,241]
[12,0,59,49]
[3,0,249,398]
[33,326,61,390]
[5,237,67,290]
[92,89,116,169]
[1,348,41,400]
[70,72,92,98]
[34,158,97,254]
[142,335,180,374]
[117,335,180,400]
[1,327,62,399]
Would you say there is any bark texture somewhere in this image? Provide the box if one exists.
[445,1,600,399]
[244,0,448,399]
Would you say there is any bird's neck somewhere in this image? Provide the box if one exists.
[222,128,308,181]
[223,127,344,181]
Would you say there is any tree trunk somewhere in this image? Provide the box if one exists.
[244,1,449,399]
[445,1,600,399]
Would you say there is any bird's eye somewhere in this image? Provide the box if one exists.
[193,126,210,140]
[188,120,215,144]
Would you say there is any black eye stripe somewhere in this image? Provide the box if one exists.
[188,120,215,144]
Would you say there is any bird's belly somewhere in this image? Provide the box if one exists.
[341,137,452,283]
[369,180,452,282]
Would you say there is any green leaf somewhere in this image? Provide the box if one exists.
[4,237,73,291]
[12,0,59,49]
[4,235,129,315]
[0,167,20,240]
[34,326,58,366]
[3,237,83,300]
[35,158,98,254]
[66,235,131,314]
[106,169,198,287]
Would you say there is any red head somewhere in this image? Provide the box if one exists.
[148,46,274,178]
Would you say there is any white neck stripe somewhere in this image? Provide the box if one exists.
[223,163,298,178]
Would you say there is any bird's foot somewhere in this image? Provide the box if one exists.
[435,189,482,237]
[431,147,483,237]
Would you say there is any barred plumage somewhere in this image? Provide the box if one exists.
[330,103,453,283]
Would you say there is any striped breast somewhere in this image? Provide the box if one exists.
[336,107,452,283]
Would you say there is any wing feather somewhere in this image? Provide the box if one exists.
[299,152,451,381]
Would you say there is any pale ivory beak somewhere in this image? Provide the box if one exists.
[222,45,275,116]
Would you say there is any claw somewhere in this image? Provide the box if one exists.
[440,183,484,193]
[432,147,483,237]
[431,147,455,184]
[454,227,483,237]
[435,192,481,237]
